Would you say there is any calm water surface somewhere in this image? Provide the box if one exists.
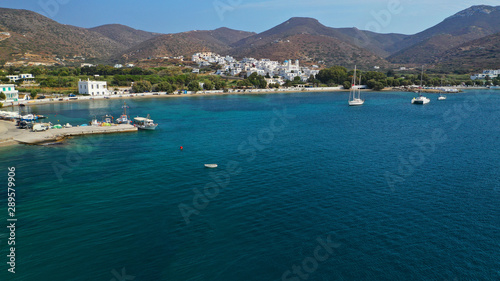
[0,90,499,280]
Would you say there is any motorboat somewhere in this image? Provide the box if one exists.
[133,115,158,130]
[412,96,431,104]
[20,114,38,121]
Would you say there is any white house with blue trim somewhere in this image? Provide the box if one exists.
[0,84,19,102]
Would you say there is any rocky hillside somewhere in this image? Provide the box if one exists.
[435,31,500,72]
[0,8,125,60]
[388,5,500,64]
[89,24,160,49]
[118,28,255,61]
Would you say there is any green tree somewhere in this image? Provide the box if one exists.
[30,91,38,99]
[246,73,267,88]
[188,81,201,92]
[0,92,5,100]
[132,81,152,93]
[372,82,385,91]
[31,68,43,76]
[392,79,401,87]
[316,66,347,85]
[155,81,174,93]
[203,80,213,90]
[214,80,226,90]
[343,81,352,89]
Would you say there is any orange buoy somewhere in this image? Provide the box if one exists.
[180,146,183,150]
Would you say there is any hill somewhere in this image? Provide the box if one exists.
[0,8,125,61]
[89,24,160,49]
[231,17,407,59]
[388,5,500,64]
[118,28,255,61]
[435,31,500,72]
[231,33,389,68]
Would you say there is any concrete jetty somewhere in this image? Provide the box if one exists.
[0,120,138,146]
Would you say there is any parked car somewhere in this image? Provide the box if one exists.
[32,123,49,132]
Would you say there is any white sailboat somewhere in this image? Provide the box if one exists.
[411,66,430,105]
[348,65,364,106]
[437,77,447,100]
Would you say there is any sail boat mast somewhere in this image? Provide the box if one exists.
[419,65,424,96]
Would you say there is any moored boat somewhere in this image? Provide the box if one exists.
[412,96,431,104]
[133,115,158,130]
[412,66,430,105]
[20,114,38,121]
[348,65,364,106]
[116,102,131,124]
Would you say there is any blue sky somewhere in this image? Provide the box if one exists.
[1,0,498,35]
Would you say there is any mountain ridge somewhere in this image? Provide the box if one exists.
[388,5,500,64]
[0,6,499,70]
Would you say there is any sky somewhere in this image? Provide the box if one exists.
[1,0,499,35]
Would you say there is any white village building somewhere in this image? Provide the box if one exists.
[0,84,19,102]
[6,73,35,83]
[78,79,109,96]
[192,52,321,83]
[470,69,500,80]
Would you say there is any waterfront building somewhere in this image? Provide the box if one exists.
[78,79,109,96]
[470,69,500,80]
[0,84,19,102]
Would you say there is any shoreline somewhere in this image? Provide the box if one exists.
[2,85,478,107]
[4,86,346,107]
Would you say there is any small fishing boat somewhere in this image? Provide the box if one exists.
[204,164,218,168]
[20,114,38,122]
[90,117,101,126]
[116,102,131,124]
[133,115,158,130]
[102,114,114,124]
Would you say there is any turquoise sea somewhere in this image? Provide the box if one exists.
[1,90,499,280]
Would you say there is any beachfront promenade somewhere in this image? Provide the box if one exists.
[1,86,346,107]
